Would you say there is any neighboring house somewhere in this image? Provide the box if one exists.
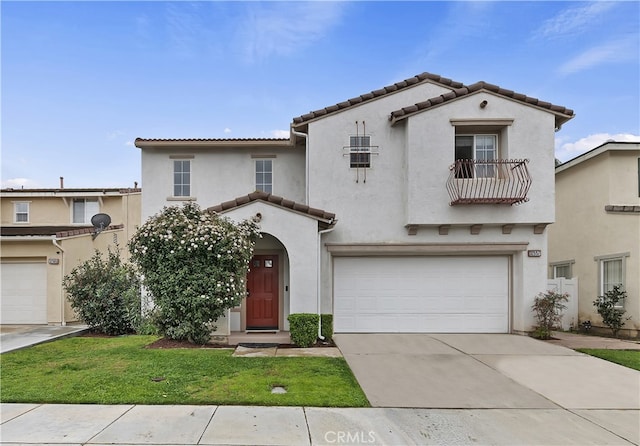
[136,71,573,337]
[548,142,640,337]
[0,185,141,325]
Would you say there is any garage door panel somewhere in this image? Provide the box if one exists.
[334,256,509,333]
[1,262,47,324]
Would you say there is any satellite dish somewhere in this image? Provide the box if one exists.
[91,213,112,229]
[91,213,111,239]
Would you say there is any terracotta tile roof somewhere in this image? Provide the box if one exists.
[2,226,89,237]
[1,225,124,238]
[292,72,464,126]
[1,188,141,194]
[389,81,574,127]
[0,225,124,238]
[207,191,336,229]
[56,225,124,238]
[604,205,640,213]
[134,137,289,146]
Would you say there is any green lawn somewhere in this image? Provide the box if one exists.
[577,349,640,371]
[0,336,369,407]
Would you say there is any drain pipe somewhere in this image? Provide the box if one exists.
[52,238,66,326]
[291,128,309,204]
[317,223,336,340]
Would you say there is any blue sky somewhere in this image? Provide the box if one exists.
[2,1,639,189]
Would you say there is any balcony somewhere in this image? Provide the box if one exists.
[446,159,531,205]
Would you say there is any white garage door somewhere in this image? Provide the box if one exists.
[333,256,509,333]
[1,262,47,324]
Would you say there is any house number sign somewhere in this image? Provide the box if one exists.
[527,250,542,258]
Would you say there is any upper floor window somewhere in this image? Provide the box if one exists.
[255,159,273,193]
[350,135,371,168]
[455,134,497,178]
[14,202,29,223]
[73,199,99,224]
[173,160,191,197]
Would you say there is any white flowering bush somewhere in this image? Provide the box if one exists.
[129,202,259,344]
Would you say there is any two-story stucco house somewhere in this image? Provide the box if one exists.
[136,71,573,337]
[548,141,639,337]
[0,184,141,325]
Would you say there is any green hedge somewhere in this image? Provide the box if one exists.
[288,313,334,347]
[321,314,333,342]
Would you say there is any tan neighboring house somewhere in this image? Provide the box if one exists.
[0,186,141,325]
[548,141,640,337]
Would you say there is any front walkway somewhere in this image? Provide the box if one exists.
[547,330,640,350]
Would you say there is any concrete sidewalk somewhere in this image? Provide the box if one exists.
[1,403,638,445]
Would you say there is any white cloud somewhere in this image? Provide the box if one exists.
[107,130,125,140]
[270,129,289,139]
[558,37,638,76]
[239,2,346,63]
[125,141,134,146]
[223,128,232,134]
[1,178,41,189]
[534,2,615,40]
[555,133,640,162]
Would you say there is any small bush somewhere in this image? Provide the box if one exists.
[594,285,630,337]
[288,313,319,347]
[321,314,333,342]
[63,248,141,335]
[531,290,568,340]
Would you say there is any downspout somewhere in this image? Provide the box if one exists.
[317,223,336,340]
[291,128,309,204]
[52,238,66,326]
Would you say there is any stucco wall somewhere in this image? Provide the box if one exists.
[1,193,140,229]
[549,146,640,335]
[140,146,305,221]
[219,201,321,319]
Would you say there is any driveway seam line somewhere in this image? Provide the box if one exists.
[567,408,638,445]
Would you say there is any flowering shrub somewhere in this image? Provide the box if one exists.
[129,203,259,344]
[63,247,141,335]
[594,285,630,337]
[531,290,568,340]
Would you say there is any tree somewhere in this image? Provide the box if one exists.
[129,203,259,344]
[531,290,569,340]
[593,285,630,337]
[63,247,141,335]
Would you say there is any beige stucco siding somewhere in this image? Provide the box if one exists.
[549,145,640,335]
[141,147,305,221]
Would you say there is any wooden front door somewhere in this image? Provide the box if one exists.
[246,255,279,329]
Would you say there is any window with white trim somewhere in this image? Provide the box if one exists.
[350,135,371,168]
[595,254,629,308]
[72,199,99,224]
[553,263,572,279]
[173,160,191,197]
[255,159,273,193]
[455,134,498,178]
[14,202,29,223]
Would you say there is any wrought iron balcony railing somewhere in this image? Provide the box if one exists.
[446,159,531,205]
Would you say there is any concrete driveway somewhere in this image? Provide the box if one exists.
[334,333,640,410]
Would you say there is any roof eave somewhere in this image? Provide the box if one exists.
[134,138,292,149]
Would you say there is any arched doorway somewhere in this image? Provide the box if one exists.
[231,233,290,332]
